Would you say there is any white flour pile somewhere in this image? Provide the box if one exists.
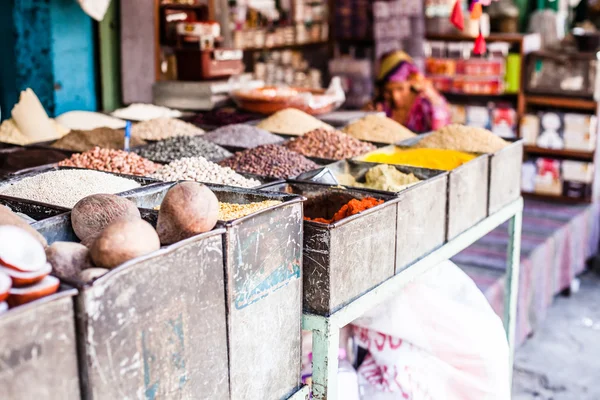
[111,103,182,121]
[0,170,141,208]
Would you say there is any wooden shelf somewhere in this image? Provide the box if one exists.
[441,91,518,100]
[160,2,207,9]
[242,40,329,52]
[525,95,597,111]
[426,32,530,44]
[523,192,592,204]
[524,146,595,161]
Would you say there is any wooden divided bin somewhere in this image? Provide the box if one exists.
[260,181,399,316]
[323,160,449,272]
[33,213,230,400]
[123,182,305,400]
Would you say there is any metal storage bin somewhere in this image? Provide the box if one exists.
[260,180,399,315]
[33,214,230,400]
[322,160,449,271]
[489,139,523,215]
[359,144,490,240]
[122,182,305,400]
[0,288,81,399]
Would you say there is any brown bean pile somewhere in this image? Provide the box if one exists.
[285,128,376,160]
[52,127,147,152]
[219,144,319,179]
[58,147,159,176]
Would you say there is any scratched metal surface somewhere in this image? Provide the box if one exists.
[0,196,69,220]
[447,155,490,240]
[489,140,523,215]
[319,160,449,272]
[34,215,230,400]
[121,182,305,400]
[224,202,303,400]
[261,181,398,316]
[0,288,81,399]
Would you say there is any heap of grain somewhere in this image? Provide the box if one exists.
[151,157,261,188]
[0,169,141,208]
[52,127,146,152]
[413,124,509,153]
[219,144,319,179]
[58,147,159,176]
[202,124,284,148]
[131,118,204,140]
[219,200,282,221]
[342,114,416,144]
[285,128,375,160]
[256,108,333,136]
[135,135,232,163]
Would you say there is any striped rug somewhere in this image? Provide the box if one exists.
[453,199,600,346]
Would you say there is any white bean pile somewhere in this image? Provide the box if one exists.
[151,157,261,188]
[0,170,141,208]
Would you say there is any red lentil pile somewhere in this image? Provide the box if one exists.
[58,147,159,176]
[305,197,384,224]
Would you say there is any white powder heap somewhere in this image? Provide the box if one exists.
[111,103,183,121]
[151,156,261,189]
[0,170,141,208]
[256,108,334,136]
[55,111,127,130]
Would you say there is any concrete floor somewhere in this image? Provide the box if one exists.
[512,271,600,400]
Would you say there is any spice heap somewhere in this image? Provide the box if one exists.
[305,197,384,224]
[131,118,204,140]
[256,108,334,136]
[219,200,282,221]
[414,124,509,153]
[135,135,232,163]
[151,157,261,188]
[360,148,476,171]
[342,115,416,144]
[219,144,319,178]
[0,169,141,208]
[52,127,147,152]
[203,124,284,148]
[0,223,60,309]
[111,103,182,121]
[58,147,159,176]
[0,119,69,145]
[336,164,420,192]
[285,128,376,160]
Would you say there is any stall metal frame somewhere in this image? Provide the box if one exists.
[303,197,524,400]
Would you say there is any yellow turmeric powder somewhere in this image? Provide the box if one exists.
[359,147,476,171]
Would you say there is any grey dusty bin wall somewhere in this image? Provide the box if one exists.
[321,160,449,272]
[122,182,305,400]
[260,181,399,316]
[0,288,81,399]
[488,139,523,214]
[33,213,230,400]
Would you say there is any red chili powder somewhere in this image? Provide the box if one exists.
[305,197,384,224]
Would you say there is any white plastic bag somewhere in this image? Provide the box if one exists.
[353,260,510,400]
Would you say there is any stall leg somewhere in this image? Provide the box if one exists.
[309,316,340,400]
[504,210,522,385]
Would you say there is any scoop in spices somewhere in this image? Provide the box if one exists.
[285,128,376,160]
[58,147,159,176]
[219,144,319,179]
[52,127,147,152]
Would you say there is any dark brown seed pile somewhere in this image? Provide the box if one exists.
[219,144,319,179]
[285,128,376,160]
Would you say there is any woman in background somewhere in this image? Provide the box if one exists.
[369,51,451,133]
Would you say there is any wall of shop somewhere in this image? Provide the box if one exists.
[0,0,97,120]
